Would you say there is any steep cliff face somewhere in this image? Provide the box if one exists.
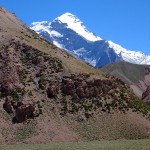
[0,7,150,144]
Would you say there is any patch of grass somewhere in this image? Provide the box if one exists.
[14,120,37,141]
[0,139,150,150]
[11,88,26,101]
[0,87,25,101]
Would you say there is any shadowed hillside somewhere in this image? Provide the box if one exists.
[100,61,150,103]
[100,62,146,84]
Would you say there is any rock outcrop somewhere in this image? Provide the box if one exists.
[3,96,36,123]
[142,86,150,100]
[3,96,14,114]
[15,104,35,123]
[47,81,59,98]
[1,46,20,95]
[62,73,117,100]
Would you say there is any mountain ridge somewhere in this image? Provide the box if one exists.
[30,12,150,67]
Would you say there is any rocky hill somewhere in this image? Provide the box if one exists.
[0,6,150,144]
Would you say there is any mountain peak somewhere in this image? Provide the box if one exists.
[55,12,102,41]
[57,12,80,24]
[59,12,77,18]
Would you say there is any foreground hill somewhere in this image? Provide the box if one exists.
[0,6,150,144]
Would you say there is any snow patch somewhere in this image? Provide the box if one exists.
[51,30,63,37]
[31,22,63,38]
[84,58,96,66]
[73,48,96,66]
[53,41,64,49]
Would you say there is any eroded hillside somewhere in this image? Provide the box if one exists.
[0,6,150,144]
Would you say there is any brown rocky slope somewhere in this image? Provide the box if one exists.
[0,6,150,144]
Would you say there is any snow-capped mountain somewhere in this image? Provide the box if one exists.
[108,41,150,65]
[30,12,150,67]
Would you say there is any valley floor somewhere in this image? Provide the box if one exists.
[0,139,150,150]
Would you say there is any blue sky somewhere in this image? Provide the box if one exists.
[1,0,150,54]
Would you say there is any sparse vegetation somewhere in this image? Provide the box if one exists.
[1,140,150,150]
[14,120,37,141]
